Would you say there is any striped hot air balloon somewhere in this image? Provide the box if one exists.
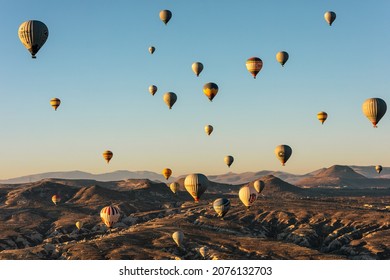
[18,20,49,58]
[362,98,387,128]
[184,173,209,202]
[317,111,328,124]
[50,98,61,111]
[100,205,120,228]
[245,57,263,78]
[203,83,219,101]
[51,194,61,205]
[102,150,113,163]
[213,198,231,218]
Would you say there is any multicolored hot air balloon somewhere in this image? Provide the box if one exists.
[204,125,213,136]
[102,150,113,163]
[149,46,155,54]
[184,173,209,202]
[100,205,120,228]
[375,165,383,174]
[50,98,61,111]
[162,168,172,180]
[149,85,157,96]
[245,57,263,79]
[362,98,387,128]
[239,186,257,209]
[172,231,184,247]
[192,62,203,77]
[276,51,289,67]
[18,20,49,58]
[274,145,292,166]
[324,11,336,26]
[203,83,219,102]
[213,198,231,218]
[163,92,177,109]
[159,10,172,25]
[52,194,61,205]
[199,246,209,259]
[317,111,328,124]
[224,155,234,168]
[169,182,179,194]
[253,180,265,193]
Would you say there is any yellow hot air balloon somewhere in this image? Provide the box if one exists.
[324,11,336,26]
[204,125,213,136]
[162,168,172,180]
[375,165,383,174]
[100,205,120,228]
[192,62,204,77]
[172,231,184,247]
[239,185,258,209]
[52,194,61,205]
[50,98,61,111]
[224,155,234,168]
[75,221,83,230]
[362,98,387,128]
[253,180,265,193]
[203,82,219,101]
[149,46,155,54]
[102,150,113,163]
[184,173,209,202]
[245,57,263,79]
[274,145,292,166]
[149,85,157,96]
[276,51,289,67]
[159,10,172,25]
[317,111,328,124]
[18,20,49,59]
[170,182,179,194]
[199,246,209,259]
[163,92,177,109]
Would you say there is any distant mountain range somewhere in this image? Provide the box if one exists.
[1,165,390,188]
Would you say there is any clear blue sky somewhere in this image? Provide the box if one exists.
[0,0,389,179]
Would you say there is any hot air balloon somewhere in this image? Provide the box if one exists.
[192,62,203,77]
[375,165,383,174]
[184,173,209,202]
[170,182,179,194]
[102,150,113,163]
[253,180,265,193]
[276,51,289,67]
[203,83,219,102]
[204,125,213,136]
[50,98,61,111]
[245,57,263,79]
[324,11,336,26]
[172,231,184,247]
[199,246,209,259]
[149,46,155,54]
[239,186,257,209]
[149,85,157,96]
[162,168,172,180]
[163,92,177,109]
[224,155,234,168]
[213,198,231,218]
[75,221,83,231]
[100,205,120,228]
[274,145,292,166]
[362,98,387,128]
[18,20,49,58]
[52,194,61,205]
[159,10,172,25]
[317,111,328,124]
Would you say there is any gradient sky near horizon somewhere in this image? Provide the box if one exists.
[0,0,390,179]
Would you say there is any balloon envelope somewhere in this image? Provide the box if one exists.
[149,46,155,54]
[324,11,336,26]
[239,186,257,209]
[102,150,113,163]
[50,98,61,111]
[18,20,49,58]
[192,62,204,77]
[149,85,157,96]
[163,92,177,109]
[52,194,61,205]
[75,221,83,230]
[169,182,180,194]
[159,10,172,25]
[213,198,231,217]
[317,111,328,124]
[172,231,184,247]
[276,51,289,66]
[162,168,172,180]
[184,173,209,202]
[100,206,120,228]
[203,83,219,101]
[274,145,292,166]
[224,155,234,167]
[375,165,382,174]
[362,98,387,128]
[246,57,263,78]
[204,125,213,136]
[253,180,265,193]
[199,246,209,258]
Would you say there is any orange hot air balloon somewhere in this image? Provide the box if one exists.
[246,57,263,78]
[103,150,113,163]
[100,206,121,228]
[203,82,219,101]
[162,168,172,180]
[52,194,61,205]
